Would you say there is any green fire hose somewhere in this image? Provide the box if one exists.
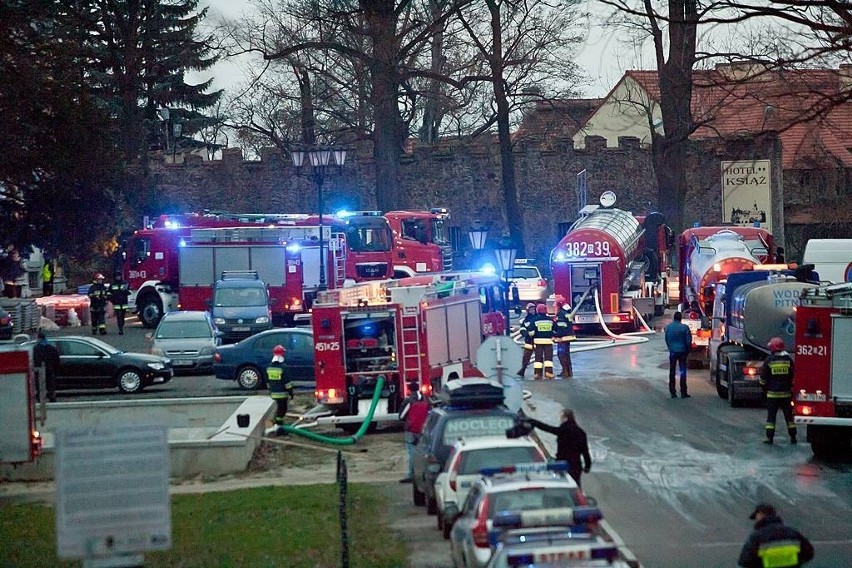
[279,375,387,445]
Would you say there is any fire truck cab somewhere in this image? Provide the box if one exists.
[0,345,41,465]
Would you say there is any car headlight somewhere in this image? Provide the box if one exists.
[147,362,166,370]
[151,347,164,356]
[213,317,225,325]
[256,316,270,324]
[200,346,214,356]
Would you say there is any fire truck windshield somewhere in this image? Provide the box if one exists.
[345,226,392,252]
[431,218,450,246]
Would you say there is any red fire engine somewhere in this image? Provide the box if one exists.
[383,208,453,276]
[0,346,41,465]
[307,272,507,427]
[793,282,852,458]
[550,192,673,332]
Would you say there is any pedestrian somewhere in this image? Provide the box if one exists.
[87,272,109,336]
[760,337,797,445]
[738,503,814,568]
[516,302,537,377]
[41,259,54,297]
[398,379,430,483]
[664,310,692,398]
[527,408,592,488]
[529,303,555,380]
[553,295,575,378]
[108,272,130,335]
[266,345,294,434]
[33,331,60,403]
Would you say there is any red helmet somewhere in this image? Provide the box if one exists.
[272,345,286,356]
[554,295,567,306]
[536,304,548,315]
[94,273,105,280]
[767,337,785,353]
[526,302,536,311]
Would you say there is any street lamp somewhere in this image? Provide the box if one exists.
[157,108,182,163]
[493,237,518,336]
[291,146,347,290]
[468,220,488,269]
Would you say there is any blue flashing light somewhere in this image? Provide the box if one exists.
[336,209,354,218]
[491,505,602,530]
[165,220,182,229]
[286,243,302,254]
[553,251,568,262]
[178,238,187,247]
[506,553,534,567]
[480,460,568,477]
[480,263,496,275]
[693,221,701,228]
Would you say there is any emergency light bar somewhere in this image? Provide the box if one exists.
[492,506,603,529]
[481,461,569,477]
[506,543,619,566]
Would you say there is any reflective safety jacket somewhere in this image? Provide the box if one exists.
[528,313,555,344]
[108,281,130,310]
[518,311,536,346]
[267,360,293,400]
[88,281,109,310]
[737,514,814,568]
[553,305,576,342]
[760,351,794,398]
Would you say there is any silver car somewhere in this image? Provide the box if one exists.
[150,311,221,373]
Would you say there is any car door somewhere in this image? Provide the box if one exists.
[54,338,113,389]
[283,332,314,383]
[252,332,289,375]
[413,413,439,491]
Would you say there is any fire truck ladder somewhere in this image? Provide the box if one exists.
[400,312,422,384]
[331,233,347,287]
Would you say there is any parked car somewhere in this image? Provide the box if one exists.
[411,384,518,515]
[434,436,546,539]
[450,462,596,568]
[486,522,626,568]
[150,311,220,373]
[210,271,273,344]
[0,307,13,340]
[214,327,315,390]
[508,259,549,303]
[25,335,173,394]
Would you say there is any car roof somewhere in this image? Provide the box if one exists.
[160,310,211,322]
[476,470,579,492]
[432,404,513,417]
[449,435,539,452]
[215,279,266,289]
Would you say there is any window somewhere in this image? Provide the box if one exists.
[458,447,545,475]
[63,341,100,357]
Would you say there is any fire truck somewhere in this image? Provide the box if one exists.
[0,345,41,465]
[793,282,852,458]
[306,272,507,427]
[710,268,818,406]
[550,192,673,332]
[383,208,453,276]
[676,226,775,359]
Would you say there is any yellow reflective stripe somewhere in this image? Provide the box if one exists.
[757,542,800,568]
[766,392,792,399]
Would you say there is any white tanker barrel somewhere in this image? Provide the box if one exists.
[732,281,817,352]
[688,231,760,309]
[556,209,644,269]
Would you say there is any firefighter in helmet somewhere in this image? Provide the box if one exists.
[108,272,130,335]
[759,337,797,445]
[87,273,109,335]
[553,295,576,378]
[267,345,294,434]
[516,302,537,377]
[529,303,555,380]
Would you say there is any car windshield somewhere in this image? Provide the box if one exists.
[488,487,581,516]
[512,267,540,279]
[215,287,266,307]
[457,447,544,475]
[442,415,517,444]
[156,320,212,339]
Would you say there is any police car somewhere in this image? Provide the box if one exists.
[509,259,550,303]
[449,462,599,568]
[486,509,630,568]
[435,436,547,539]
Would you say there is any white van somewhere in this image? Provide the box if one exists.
[802,239,852,283]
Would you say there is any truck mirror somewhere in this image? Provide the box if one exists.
[511,286,520,304]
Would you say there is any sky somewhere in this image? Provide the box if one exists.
[197,0,653,100]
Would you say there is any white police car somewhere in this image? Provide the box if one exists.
[449,462,599,568]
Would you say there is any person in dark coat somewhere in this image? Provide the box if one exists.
[527,408,592,488]
[398,379,430,484]
[108,273,131,335]
[516,302,537,377]
[738,503,814,568]
[664,310,693,398]
[88,273,108,335]
[760,337,797,445]
[33,331,60,402]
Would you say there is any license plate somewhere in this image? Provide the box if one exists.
[172,359,192,367]
[232,326,250,332]
[153,377,164,383]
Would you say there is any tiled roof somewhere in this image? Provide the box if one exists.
[623,66,852,168]
[515,99,603,143]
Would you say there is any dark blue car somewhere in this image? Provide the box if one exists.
[213,327,314,390]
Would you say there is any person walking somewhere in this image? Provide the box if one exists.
[516,302,537,378]
[266,345,294,434]
[108,272,131,335]
[87,273,109,336]
[41,260,54,297]
[33,331,60,402]
[760,337,797,445]
[398,379,430,483]
[527,408,592,488]
[738,503,814,568]
[553,295,575,378]
[664,311,692,398]
[529,303,556,380]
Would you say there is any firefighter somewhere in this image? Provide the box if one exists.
[553,295,575,378]
[760,337,797,445]
[738,503,814,568]
[87,273,109,335]
[266,344,294,434]
[529,303,555,380]
[516,302,537,377]
[108,272,130,335]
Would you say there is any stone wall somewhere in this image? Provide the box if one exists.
[147,133,784,269]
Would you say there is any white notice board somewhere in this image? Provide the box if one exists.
[55,425,171,560]
[720,159,773,232]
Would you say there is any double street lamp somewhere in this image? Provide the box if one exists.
[291,146,347,290]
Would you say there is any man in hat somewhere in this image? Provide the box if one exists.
[398,379,430,484]
[738,503,814,568]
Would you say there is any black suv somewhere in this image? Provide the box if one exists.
[411,382,519,515]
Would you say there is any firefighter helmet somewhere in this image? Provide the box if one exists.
[272,345,286,356]
[536,304,548,315]
[554,295,566,306]
[525,302,536,312]
[767,337,785,353]
[94,273,105,280]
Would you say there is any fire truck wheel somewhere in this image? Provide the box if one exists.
[728,371,741,408]
[413,482,426,506]
[117,369,143,394]
[138,294,163,328]
[714,365,728,399]
[236,366,263,390]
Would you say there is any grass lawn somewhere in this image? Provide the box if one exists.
[0,483,409,567]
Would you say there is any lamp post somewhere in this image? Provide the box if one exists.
[172,121,183,163]
[467,220,488,269]
[291,146,347,290]
[157,108,182,163]
[493,237,518,336]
